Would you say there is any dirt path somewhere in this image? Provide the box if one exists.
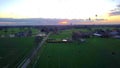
[17,32,51,68]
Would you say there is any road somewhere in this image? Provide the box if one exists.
[17,32,51,68]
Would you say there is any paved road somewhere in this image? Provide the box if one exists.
[17,32,51,68]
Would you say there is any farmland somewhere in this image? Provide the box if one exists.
[34,28,120,68]
[0,26,120,68]
[0,27,39,68]
[0,37,35,68]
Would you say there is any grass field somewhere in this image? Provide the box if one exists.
[0,27,39,35]
[34,29,120,68]
[0,27,120,68]
[0,37,35,68]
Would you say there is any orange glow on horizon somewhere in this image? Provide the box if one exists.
[109,16,120,21]
[59,20,69,25]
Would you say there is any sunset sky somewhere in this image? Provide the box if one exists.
[0,0,120,24]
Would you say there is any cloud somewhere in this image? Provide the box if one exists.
[109,4,120,16]
[117,4,120,7]
[109,11,120,16]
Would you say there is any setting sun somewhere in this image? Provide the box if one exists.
[59,20,69,25]
[0,0,120,24]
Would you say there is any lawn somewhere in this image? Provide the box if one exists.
[34,29,120,68]
[0,27,39,35]
[0,37,36,68]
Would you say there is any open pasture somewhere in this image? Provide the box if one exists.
[35,28,120,68]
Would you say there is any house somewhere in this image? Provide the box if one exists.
[93,33,102,37]
[9,34,15,38]
[36,33,46,37]
[109,30,119,36]
[72,31,90,42]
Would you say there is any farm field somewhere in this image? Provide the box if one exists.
[34,28,120,68]
[0,37,36,68]
[0,27,39,35]
[0,27,120,68]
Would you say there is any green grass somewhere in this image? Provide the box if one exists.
[34,28,120,68]
[49,28,91,39]
[0,27,39,35]
[0,27,119,68]
[0,37,35,68]
[35,38,120,68]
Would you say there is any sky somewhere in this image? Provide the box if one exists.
[0,0,120,24]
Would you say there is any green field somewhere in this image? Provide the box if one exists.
[0,37,35,68]
[34,29,120,68]
[0,27,39,35]
[0,27,40,67]
[0,27,120,68]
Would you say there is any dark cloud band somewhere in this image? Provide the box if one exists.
[109,11,120,16]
